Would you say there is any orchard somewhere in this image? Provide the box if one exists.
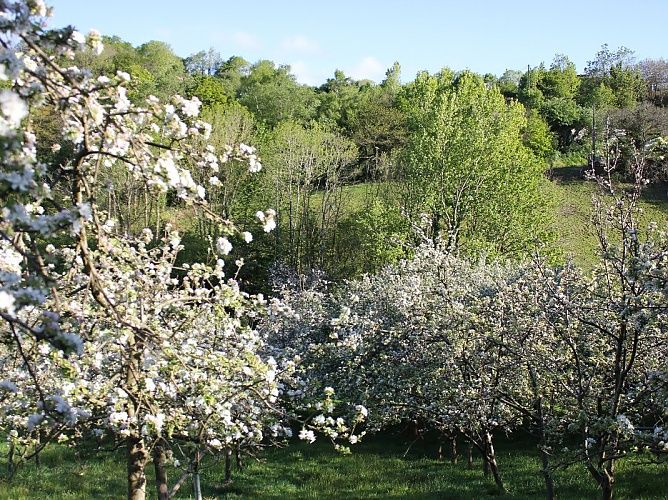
[0,2,666,499]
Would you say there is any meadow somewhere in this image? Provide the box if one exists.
[1,433,666,499]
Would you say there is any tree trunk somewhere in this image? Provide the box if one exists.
[529,366,554,500]
[7,440,14,478]
[586,449,616,500]
[225,448,233,483]
[600,471,613,500]
[169,470,190,498]
[127,434,149,500]
[483,432,505,493]
[596,465,614,500]
[467,443,474,469]
[407,420,420,440]
[125,322,147,500]
[451,435,458,464]
[539,446,555,500]
[193,472,202,500]
[235,445,243,470]
[153,442,169,500]
[192,448,202,500]
[34,433,41,466]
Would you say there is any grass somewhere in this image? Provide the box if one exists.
[0,434,665,499]
[125,165,668,274]
[543,166,668,269]
[330,168,668,271]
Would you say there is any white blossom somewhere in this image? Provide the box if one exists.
[0,90,27,130]
[0,291,16,316]
[216,237,233,255]
[298,428,316,443]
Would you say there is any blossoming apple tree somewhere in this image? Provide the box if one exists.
[0,2,365,499]
[267,214,668,499]
[264,243,537,493]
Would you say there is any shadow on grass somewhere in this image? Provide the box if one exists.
[549,165,668,209]
[209,434,598,500]
[547,165,586,183]
[638,181,668,211]
[0,434,665,499]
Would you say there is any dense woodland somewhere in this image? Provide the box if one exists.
[46,36,668,285]
[0,3,667,500]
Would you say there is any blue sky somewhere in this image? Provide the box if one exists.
[48,0,668,85]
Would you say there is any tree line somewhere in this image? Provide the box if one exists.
[33,35,665,286]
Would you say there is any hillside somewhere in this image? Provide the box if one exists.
[544,166,668,268]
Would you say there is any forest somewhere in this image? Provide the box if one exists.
[0,1,667,499]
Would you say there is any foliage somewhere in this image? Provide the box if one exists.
[266,159,668,498]
[518,57,587,149]
[523,109,556,161]
[238,60,318,127]
[335,194,409,276]
[184,47,222,76]
[316,69,362,131]
[348,82,407,180]
[398,69,552,258]
[260,121,357,276]
[214,56,250,97]
[638,58,668,106]
[274,243,664,496]
[2,4,668,500]
[580,44,645,109]
[187,75,228,108]
[542,55,581,100]
[497,69,523,99]
[608,103,668,181]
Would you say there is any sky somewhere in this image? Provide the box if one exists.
[48,0,668,85]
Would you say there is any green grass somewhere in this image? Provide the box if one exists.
[331,169,668,271]
[543,166,668,269]
[124,167,668,275]
[1,435,665,499]
[308,181,393,215]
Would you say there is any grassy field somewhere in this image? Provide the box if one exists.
[169,166,668,274]
[327,168,668,270]
[0,434,665,499]
[542,166,668,269]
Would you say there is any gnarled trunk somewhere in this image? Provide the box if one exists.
[127,434,149,500]
[153,442,169,500]
[600,472,613,500]
[587,462,615,500]
[483,431,505,493]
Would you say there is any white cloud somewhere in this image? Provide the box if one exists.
[347,56,385,82]
[289,61,323,86]
[281,35,320,54]
[231,31,261,50]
